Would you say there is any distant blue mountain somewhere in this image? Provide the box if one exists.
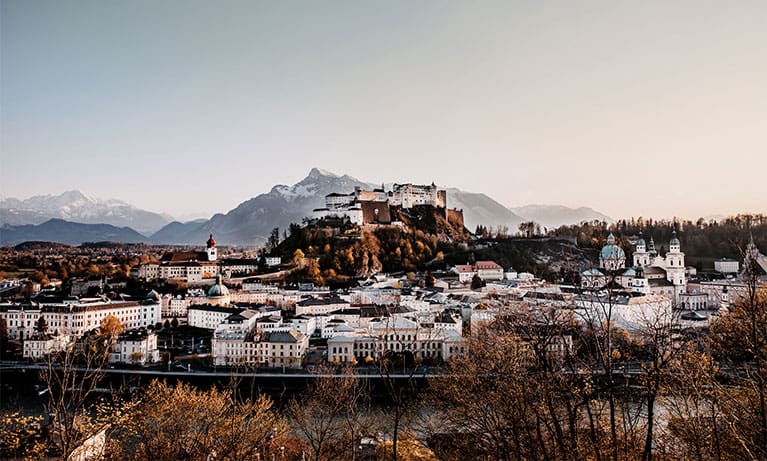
[510,204,613,230]
[0,219,149,246]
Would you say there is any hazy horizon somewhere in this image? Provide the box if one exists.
[1,166,763,225]
[3,1,766,220]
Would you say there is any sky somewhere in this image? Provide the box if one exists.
[2,0,766,221]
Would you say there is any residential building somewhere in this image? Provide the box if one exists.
[714,258,739,274]
[110,329,159,365]
[0,297,161,341]
[23,333,71,360]
[452,261,504,283]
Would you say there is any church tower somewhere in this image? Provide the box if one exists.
[746,233,759,271]
[665,230,686,287]
[633,232,650,267]
[719,285,730,315]
[206,233,217,262]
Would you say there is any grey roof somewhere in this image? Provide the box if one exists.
[189,305,244,314]
[649,278,675,287]
[262,330,304,343]
[297,296,348,306]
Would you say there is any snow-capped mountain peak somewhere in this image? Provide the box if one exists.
[307,167,341,179]
[0,190,171,234]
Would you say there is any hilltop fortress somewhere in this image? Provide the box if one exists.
[311,182,456,226]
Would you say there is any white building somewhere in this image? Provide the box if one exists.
[475,261,504,281]
[295,295,350,316]
[161,294,190,318]
[600,233,627,272]
[260,330,309,368]
[214,326,309,368]
[687,280,749,310]
[188,305,242,330]
[23,333,71,360]
[211,309,262,366]
[326,314,466,364]
[0,297,161,341]
[130,264,159,281]
[312,207,364,225]
[574,292,673,332]
[265,257,281,267]
[325,192,357,210]
[452,261,504,283]
[583,231,688,303]
[679,292,710,311]
[110,329,160,365]
[389,183,446,209]
[312,183,446,225]
[714,258,740,274]
[130,234,257,283]
[632,231,687,293]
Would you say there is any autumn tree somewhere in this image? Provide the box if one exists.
[429,322,540,460]
[575,280,629,461]
[634,304,679,461]
[129,350,144,365]
[519,221,538,238]
[100,315,123,341]
[35,316,48,334]
[424,271,435,288]
[287,365,370,461]
[105,380,290,460]
[293,248,306,268]
[659,347,729,460]
[0,318,7,349]
[0,411,49,459]
[41,329,116,458]
[376,431,439,461]
[709,253,767,459]
[369,313,438,461]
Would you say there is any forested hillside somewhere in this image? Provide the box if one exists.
[548,214,767,270]
[273,206,467,285]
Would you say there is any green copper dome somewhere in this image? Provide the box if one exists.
[600,233,626,262]
[207,274,230,298]
[670,230,680,246]
[636,231,646,248]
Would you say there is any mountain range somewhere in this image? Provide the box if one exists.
[0,190,171,234]
[0,219,148,246]
[509,204,614,231]
[150,168,371,245]
[151,169,537,245]
[0,169,612,246]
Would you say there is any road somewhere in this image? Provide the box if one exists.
[0,362,435,379]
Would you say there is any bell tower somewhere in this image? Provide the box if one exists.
[206,233,217,261]
[633,232,650,267]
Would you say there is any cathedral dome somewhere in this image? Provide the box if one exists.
[601,244,626,262]
[636,231,646,248]
[601,234,626,260]
[600,233,626,270]
[207,274,229,298]
[206,233,216,248]
[669,230,680,247]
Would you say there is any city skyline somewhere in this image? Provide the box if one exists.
[2,1,766,220]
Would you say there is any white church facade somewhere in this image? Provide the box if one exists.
[583,231,688,304]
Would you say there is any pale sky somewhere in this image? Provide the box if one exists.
[2,1,766,220]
